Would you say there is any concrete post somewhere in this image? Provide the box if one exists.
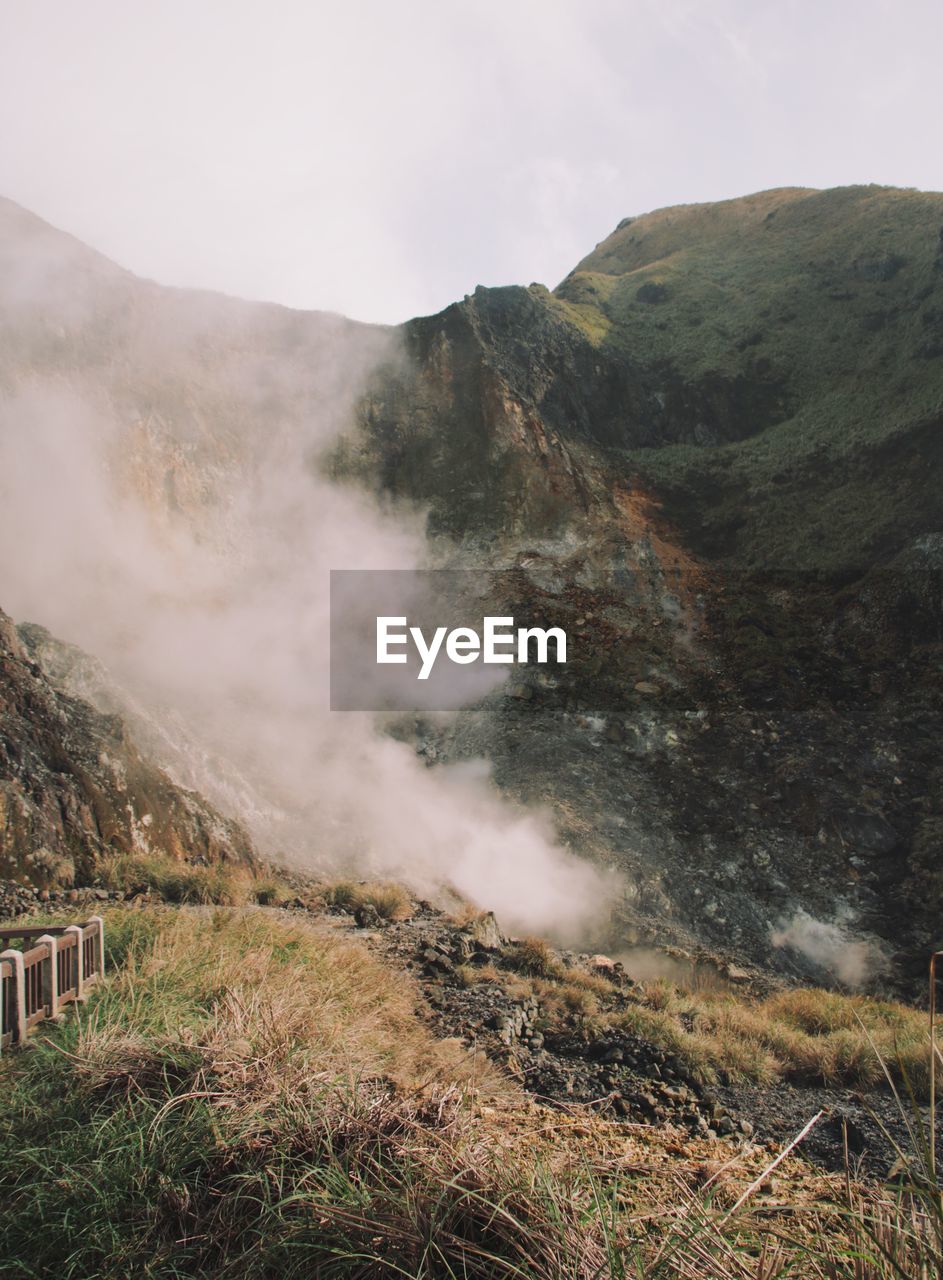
[0,949,26,1045]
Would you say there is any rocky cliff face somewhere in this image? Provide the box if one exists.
[0,608,255,886]
[353,186,943,568]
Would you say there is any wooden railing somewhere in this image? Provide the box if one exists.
[0,917,105,1051]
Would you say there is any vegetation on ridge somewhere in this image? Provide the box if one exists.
[553,185,943,571]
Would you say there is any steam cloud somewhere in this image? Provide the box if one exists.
[770,910,887,988]
[0,210,613,940]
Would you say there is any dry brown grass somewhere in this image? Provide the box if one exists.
[455,962,503,989]
[247,873,294,907]
[4,905,937,1277]
[446,902,492,929]
[563,967,613,997]
[520,973,607,1023]
[503,935,566,980]
[528,968,612,1025]
[476,950,931,1094]
[79,908,498,1101]
[95,851,297,909]
[324,878,414,921]
[556,981,602,1018]
[92,863,928,1094]
[610,980,933,1092]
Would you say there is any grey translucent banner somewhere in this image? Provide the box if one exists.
[330,569,569,711]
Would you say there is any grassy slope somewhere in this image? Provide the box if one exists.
[59,855,939,1095]
[0,909,523,1278]
[555,185,943,571]
[492,935,932,1095]
[0,903,940,1278]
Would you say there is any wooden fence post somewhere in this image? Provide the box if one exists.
[64,925,84,999]
[88,915,105,980]
[37,934,60,1018]
[0,949,26,1045]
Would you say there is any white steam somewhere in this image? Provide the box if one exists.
[770,909,887,988]
[0,218,613,940]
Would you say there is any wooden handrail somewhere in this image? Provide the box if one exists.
[0,916,105,1051]
[0,924,81,945]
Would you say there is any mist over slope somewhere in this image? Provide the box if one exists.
[0,186,941,987]
[0,195,610,941]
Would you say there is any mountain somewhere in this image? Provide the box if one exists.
[341,185,943,989]
[1,187,941,991]
[352,185,943,569]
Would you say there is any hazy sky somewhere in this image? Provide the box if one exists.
[1,0,940,323]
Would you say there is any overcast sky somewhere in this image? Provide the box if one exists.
[0,0,940,324]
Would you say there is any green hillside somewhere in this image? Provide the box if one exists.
[554,185,943,571]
